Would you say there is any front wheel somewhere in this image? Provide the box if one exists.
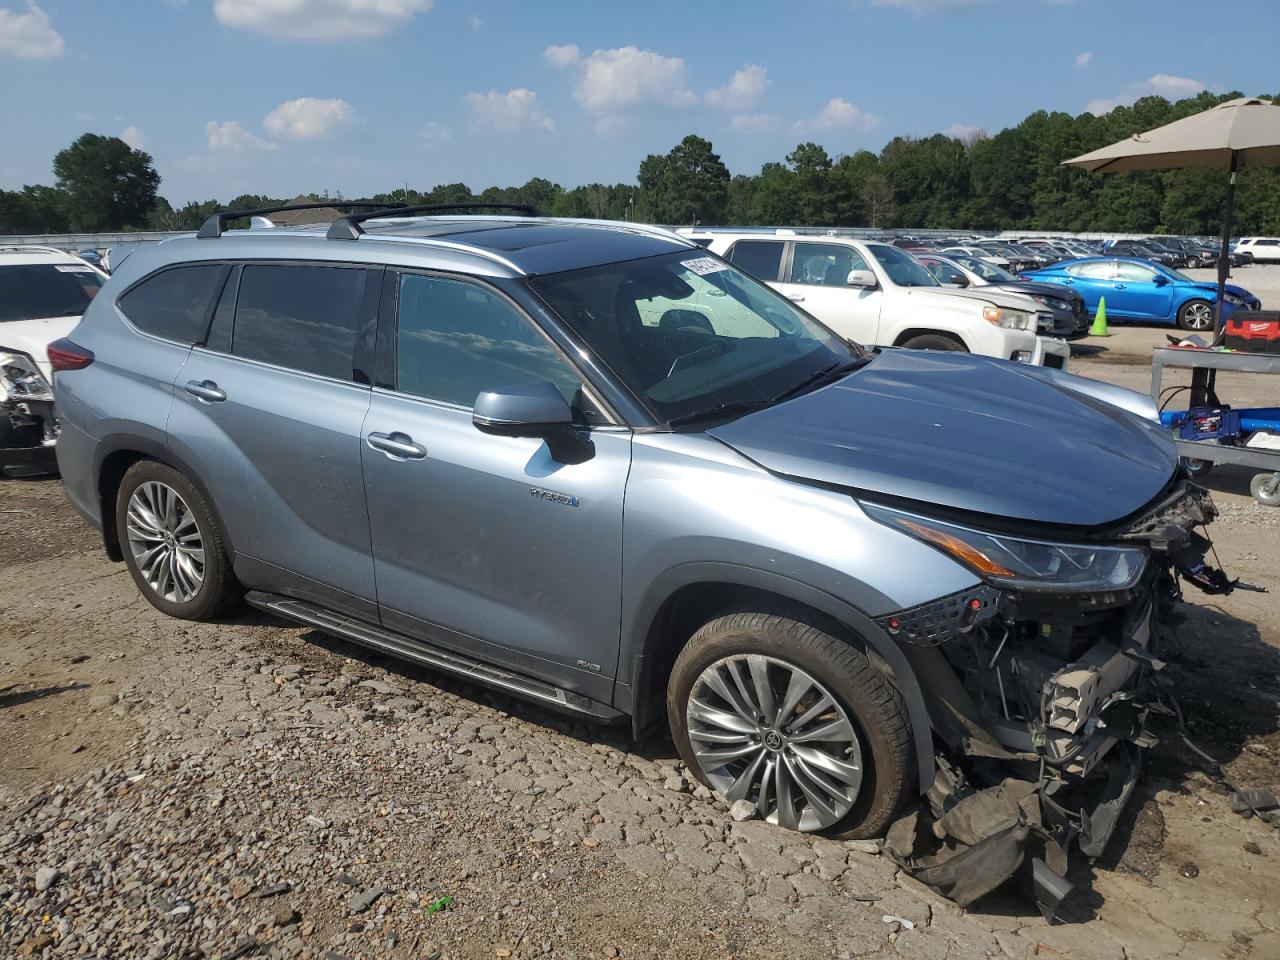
[1177,299,1215,331]
[901,333,965,352]
[1183,457,1214,480]
[116,460,241,620]
[1252,472,1280,507]
[668,610,913,839]
[1186,256,1202,269]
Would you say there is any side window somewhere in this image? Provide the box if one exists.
[1115,262,1156,282]
[231,264,370,380]
[725,240,784,281]
[118,264,226,344]
[789,243,868,287]
[394,274,581,408]
[1068,261,1115,280]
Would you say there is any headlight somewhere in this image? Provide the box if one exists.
[863,503,1147,593]
[982,305,1036,332]
[1224,293,1245,306]
[0,349,53,403]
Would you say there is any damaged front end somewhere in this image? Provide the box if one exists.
[868,482,1225,919]
[1,349,59,477]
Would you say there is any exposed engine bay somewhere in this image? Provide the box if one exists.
[875,482,1231,918]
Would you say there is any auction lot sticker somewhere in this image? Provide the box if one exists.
[55,265,95,273]
[681,257,726,276]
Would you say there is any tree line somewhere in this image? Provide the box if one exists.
[4,91,1279,237]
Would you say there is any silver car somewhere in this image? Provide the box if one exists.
[51,204,1226,915]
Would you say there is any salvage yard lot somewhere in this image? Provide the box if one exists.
[3,330,1280,959]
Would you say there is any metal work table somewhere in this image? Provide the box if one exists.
[1150,347,1280,504]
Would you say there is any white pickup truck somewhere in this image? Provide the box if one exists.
[684,231,1070,369]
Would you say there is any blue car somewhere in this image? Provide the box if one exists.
[1019,257,1260,331]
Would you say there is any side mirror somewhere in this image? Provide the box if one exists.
[1152,274,1169,286]
[945,274,969,287]
[473,381,592,464]
[847,269,877,289]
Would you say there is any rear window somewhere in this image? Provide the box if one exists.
[231,264,371,380]
[118,264,225,343]
[0,263,104,324]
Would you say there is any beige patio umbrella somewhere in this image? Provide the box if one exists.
[1064,96,1280,335]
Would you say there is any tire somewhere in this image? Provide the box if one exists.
[115,460,240,620]
[1251,472,1280,507]
[1182,457,1214,480]
[1186,256,1201,269]
[668,609,914,840]
[1177,299,1215,331]
[901,333,966,352]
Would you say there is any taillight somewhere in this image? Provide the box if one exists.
[47,338,95,371]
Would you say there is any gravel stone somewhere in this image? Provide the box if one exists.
[729,799,756,822]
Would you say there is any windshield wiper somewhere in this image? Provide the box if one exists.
[768,359,864,405]
[665,398,779,428]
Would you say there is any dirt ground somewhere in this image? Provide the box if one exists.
[2,313,1279,959]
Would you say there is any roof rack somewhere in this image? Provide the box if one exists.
[326,202,542,240]
[0,244,75,257]
[195,201,405,240]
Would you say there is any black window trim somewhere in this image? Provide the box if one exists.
[723,238,787,283]
[377,266,621,427]
[186,258,383,388]
[115,261,232,348]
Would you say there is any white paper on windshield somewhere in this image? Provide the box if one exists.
[55,264,94,273]
[681,257,726,276]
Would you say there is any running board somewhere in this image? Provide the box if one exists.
[245,591,624,722]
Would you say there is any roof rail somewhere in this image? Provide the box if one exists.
[326,202,542,240]
[0,244,75,257]
[195,201,405,240]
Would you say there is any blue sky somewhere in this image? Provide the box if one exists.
[0,0,1275,205]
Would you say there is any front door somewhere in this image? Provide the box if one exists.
[360,271,631,701]
[775,241,882,344]
[1110,262,1174,320]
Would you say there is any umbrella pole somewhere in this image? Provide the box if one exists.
[1214,150,1239,343]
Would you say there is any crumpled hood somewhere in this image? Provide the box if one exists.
[1188,281,1255,302]
[707,349,1179,528]
[0,315,81,381]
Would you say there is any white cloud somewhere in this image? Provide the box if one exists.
[213,0,431,40]
[543,43,579,68]
[0,1,64,58]
[573,46,695,111]
[594,116,630,137]
[794,97,879,133]
[706,64,769,112]
[469,13,483,29]
[263,97,355,139]
[206,120,278,152]
[120,126,145,150]
[730,113,779,134]
[947,123,987,141]
[871,0,990,11]
[1085,73,1205,115]
[420,121,451,148]
[463,88,553,131]
[1075,50,1092,68]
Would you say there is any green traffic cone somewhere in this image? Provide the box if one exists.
[1089,297,1109,337]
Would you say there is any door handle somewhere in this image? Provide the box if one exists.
[367,431,427,461]
[184,380,226,403]
[786,294,805,303]
[1114,283,1127,290]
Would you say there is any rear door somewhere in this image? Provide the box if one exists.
[359,270,631,701]
[1062,260,1117,313]
[167,261,381,620]
[775,241,881,344]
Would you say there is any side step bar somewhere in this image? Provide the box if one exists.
[245,591,625,722]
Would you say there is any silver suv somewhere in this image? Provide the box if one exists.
[53,203,1225,914]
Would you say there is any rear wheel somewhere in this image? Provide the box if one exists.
[668,610,913,839]
[1182,457,1214,480]
[115,460,240,620]
[1252,472,1280,507]
[1186,256,1202,269]
[1177,299,1215,331]
[901,333,965,352]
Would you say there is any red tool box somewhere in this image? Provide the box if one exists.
[1223,311,1280,354]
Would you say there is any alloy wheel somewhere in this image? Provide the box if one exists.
[686,654,863,831]
[126,481,205,603]
[1183,301,1214,330]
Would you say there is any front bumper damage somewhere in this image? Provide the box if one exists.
[2,397,58,477]
[875,482,1224,919]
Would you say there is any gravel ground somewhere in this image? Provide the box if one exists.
[3,345,1280,959]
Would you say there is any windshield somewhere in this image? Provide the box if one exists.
[953,255,1015,281]
[0,263,103,323]
[529,251,862,426]
[866,245,938,288]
